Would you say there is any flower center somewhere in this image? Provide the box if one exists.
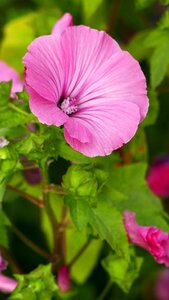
[59,97,78,115]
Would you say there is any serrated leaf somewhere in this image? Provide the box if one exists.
[106,163,169,230]
[65,195,129,259]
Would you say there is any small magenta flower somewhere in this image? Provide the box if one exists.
[123,211,169,266]
[147,156,169,198]
[57,265,70,292]
[23,13,148,157]
[154,268,169,300]
[0,60,23,97]
[0,255,17,294]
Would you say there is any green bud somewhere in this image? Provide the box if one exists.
[62,165,98,197]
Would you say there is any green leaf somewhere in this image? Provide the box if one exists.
[0,81,12,104]
[127,30,151,61]
[102,248,143,293]
[9,264,58,300]
[106,163,169,230]
[65,195,129,259]
[150,38,169,88]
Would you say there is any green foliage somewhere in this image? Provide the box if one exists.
[105,163,169,230]
[9,264,59,300]
[65,195,129,259]
[102,248,143,293]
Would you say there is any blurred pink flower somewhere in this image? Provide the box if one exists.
[123,211,169,266]
[0,255,17,294]
[154,268,169,300]
[58,265,70,292]
[0,61,23,97]
[147,156,169,198]
[23,13,148,157]
[0,255,7,273]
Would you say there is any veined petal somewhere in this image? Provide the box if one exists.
[23,35,64,102]
[64,101,140,157]
[52,13,73,35]
[27,86,68,126]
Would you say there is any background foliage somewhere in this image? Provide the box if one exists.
[0,0,169,299]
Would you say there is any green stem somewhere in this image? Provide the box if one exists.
[7,184,44,208]
[97,280,113,300]
[68,240,91,267]
[8,103,30,117]
[12,225,50,259]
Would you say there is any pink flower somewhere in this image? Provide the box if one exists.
[123,211,169,266]
[154,268,169,300]
[147,156,169,198]
[57,265,70,292]
[0,255,7,273]
[0,60,23,97]
[0,274,17,294]
[23,13,148,157]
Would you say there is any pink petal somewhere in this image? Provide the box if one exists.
[58,27,148,121]
[123,211,148,249]
[65,101,140,157]
[0,61,23,97]
[23,35,64,102]
[0,274,17,294]
[52,13,73,35]
[27,86,68,126]
[123,211,169,267]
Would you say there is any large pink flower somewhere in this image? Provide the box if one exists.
[23,13,148,157]
[0,61,23,97]
[123,211,169,266]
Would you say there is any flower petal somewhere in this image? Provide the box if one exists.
[64,101,140,157]
[23,35,64,102]
[27,86,68,126]
[58,27,148,121]
[52,13,73,35]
